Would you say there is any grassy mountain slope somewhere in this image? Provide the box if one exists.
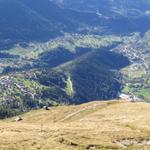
[1,100,150,150]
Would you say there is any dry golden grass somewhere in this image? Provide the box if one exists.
[1,100,150,150]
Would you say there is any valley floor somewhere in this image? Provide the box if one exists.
[0,100,150,150]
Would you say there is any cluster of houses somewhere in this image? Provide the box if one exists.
[118,92,140,102]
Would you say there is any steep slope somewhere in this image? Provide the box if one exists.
[1,100,150,150]
[0,0,62,49]
[52,0,150,34]
[1,0,150,49]
[37,47,129,104]
[0,0,100,49]
[53,0,150,16]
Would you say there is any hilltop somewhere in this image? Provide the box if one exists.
[1,100,150,150]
